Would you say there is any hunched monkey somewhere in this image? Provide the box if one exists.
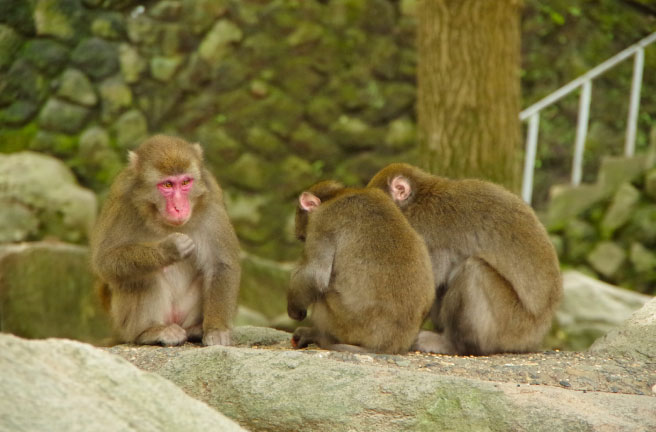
[288,181,435,354]
[91,135,241,346]
[368,163,562,355]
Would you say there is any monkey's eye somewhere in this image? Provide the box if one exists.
[182,178,191,186]
[161,181,173,189]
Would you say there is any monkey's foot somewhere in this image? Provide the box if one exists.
[329,343,369,354]
[411,330,456,355]
[202,328,231,346]
[185,323,203,342]
[137,324,187,346]
[291,327,317,349]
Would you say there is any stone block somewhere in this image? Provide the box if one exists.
[0,242,110,343]
[600,183,641,237]
[586,241,626,279]
[0,335,246,431]
[629,242,656,274]
[0,152,97,243]
[551,270,651,351]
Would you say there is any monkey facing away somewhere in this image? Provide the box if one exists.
[288,181,435,354]
[368,163,562,356]
[91,135,241,346]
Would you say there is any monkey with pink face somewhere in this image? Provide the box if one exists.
[91,135,241,346]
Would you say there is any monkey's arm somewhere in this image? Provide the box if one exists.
[287,235,335,321]
[94,233,193,284]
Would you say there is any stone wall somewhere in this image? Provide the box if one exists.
[0,0,418,260]
[546,145,656,295]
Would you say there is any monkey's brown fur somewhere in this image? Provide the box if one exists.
[91,135,241,346]
[288,182,435,354]
[368,163,562,355]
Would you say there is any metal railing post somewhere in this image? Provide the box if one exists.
[625,48,644,157]
[572,81,592,186]
[521,113,540,204]
[519,32,656,204]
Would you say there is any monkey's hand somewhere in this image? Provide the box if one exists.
[202,328,231,346]
[287,302,307,321]
[161,232,196,262]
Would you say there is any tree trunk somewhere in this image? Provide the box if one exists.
[417,0,523,191]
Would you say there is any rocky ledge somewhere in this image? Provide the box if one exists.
[2,300,655,432]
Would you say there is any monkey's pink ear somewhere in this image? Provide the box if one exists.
[299,192,321,212]
[128,151,139,169]
[390,175,411,202]
[192,143,204,159]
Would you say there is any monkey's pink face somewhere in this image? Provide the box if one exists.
[157,175,194,226]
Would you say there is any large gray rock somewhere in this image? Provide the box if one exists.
[118,337,655,432]
[0,334,246,432]
[0,242,111,344]
[552,271,651,351]
[0,152,96,244]
[589,297,656,361]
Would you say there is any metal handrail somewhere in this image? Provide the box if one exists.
[520,31,656,204]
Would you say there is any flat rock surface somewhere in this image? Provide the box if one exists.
[107,328,656,397]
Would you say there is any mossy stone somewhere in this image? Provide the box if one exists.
[33,0,81,40]
[181,0,228,35]
[289,122,342,163]
[245,126,286,157]
[384,116,416,150]
[198,19,242,62]
[77,126,123,189]
[71,37,119,80]
[118,43,146,84]
[57,68,97,107]
[20,39,70,76]
[0,24,22,70]
[629,243,656,274]
[30,130,79,157]
[150,56,183,82]
[586,241,626,280]
[149,1,183,21]
[0,101,39,126]
[126,13,159,45]
[194,125,242,168]
[600,183,641,238]
[0,60,47,106]
[91,12,125,40]
[307,96,341,129]
[225,153,269,191]
[114,109,148,150]
[98,75,133,122]
[0,0,35,35]
[38,98,90,134]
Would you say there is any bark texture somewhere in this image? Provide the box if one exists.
[417,0,523,191]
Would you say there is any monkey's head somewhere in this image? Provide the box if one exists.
[368,163,426,208]
[295,180,345,241]
[128,135,207,228]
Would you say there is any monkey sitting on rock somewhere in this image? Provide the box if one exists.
[368,163,562,356]
[91,135,241,346]
[287,181,435,354]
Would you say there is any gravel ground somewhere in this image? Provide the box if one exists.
[107,337,656,397]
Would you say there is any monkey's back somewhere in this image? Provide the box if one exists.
[309,189,435,354]
[411,176,562,317]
